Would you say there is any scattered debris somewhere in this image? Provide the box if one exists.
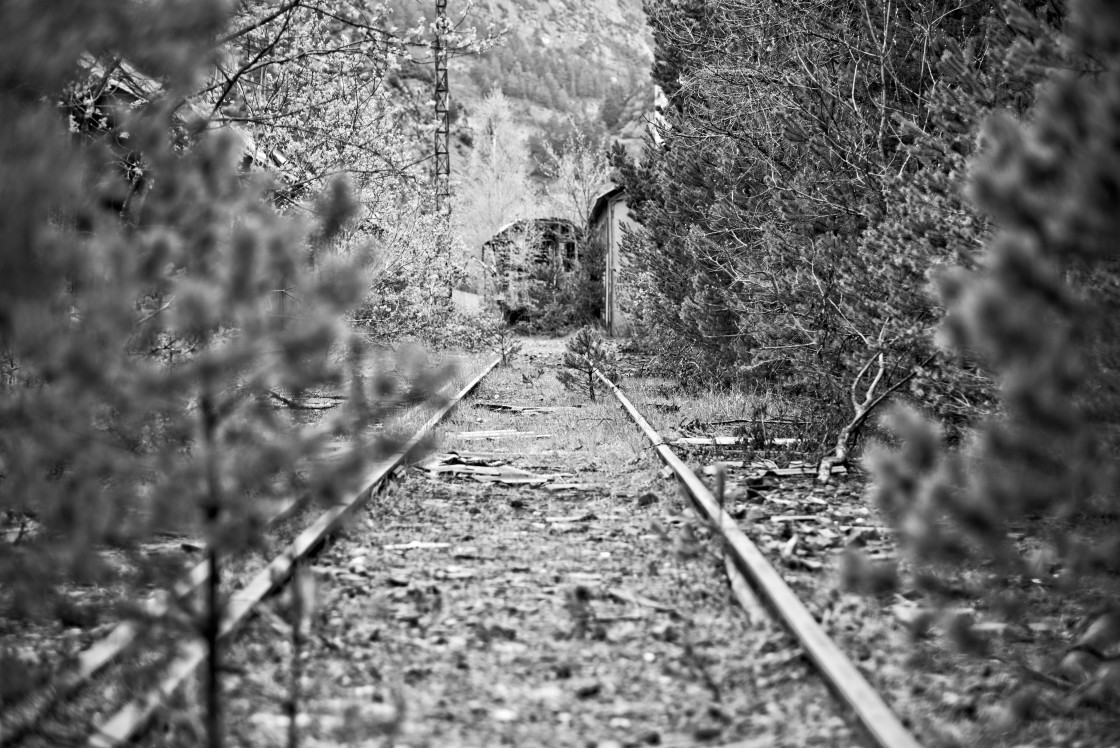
[672,436,801,448]
[769,515,825,523]
[474,401,578,415]
[456,429,550,440]
[419,453,572,487]
[543,483,601,493]
[383,541,451,551]
[545,513,596,524]
[702,461,846,478]
[263,389,342,410]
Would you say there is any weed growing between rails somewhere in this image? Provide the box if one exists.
[556,327,620,401]
[486,316,523,367]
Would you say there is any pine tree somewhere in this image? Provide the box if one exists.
[556,327,619,401]
[621,0,1015,410]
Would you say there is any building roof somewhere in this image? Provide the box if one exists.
[588,185,625,226]
[80,54,293,176]
[484,216,576,246]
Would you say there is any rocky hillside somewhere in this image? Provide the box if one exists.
[387,0,655,168]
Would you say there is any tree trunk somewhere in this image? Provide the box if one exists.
[206,548,222,748]
[200,388,224,748]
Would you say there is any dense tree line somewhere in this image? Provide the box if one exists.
[469,33,648,117]
[618,0,1051,415]
[618,0,1120,635]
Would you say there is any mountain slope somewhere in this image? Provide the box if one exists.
[388,0,655,167]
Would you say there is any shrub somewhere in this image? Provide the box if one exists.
[556,327,620,400]
[524,236,605,332]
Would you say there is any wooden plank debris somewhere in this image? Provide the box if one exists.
[545,513,595,523]
[383,541,451,551]
[473,401,578,415]
[673,436,801,448]
[702,462,846,477]
[420,453,569,487]
[543,483,600,493]
[422,464,535,478]
[471,474,549,485]
[456,429,550,440]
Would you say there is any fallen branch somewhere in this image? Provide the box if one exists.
[817,352,935,483]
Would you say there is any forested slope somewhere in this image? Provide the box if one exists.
[384,0,655,167]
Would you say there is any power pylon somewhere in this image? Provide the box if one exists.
[433,0,451,212]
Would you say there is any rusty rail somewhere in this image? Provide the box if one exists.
[78,356,500,748]
[595,369,922,748]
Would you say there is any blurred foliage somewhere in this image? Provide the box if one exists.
[0,1,447,737]
[868,0,1120,609]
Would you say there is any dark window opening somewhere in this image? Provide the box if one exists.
[562,242,576,271]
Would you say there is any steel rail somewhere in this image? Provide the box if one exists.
[1,373,480,743]
[595,369,922,748]
[82,356,500,748]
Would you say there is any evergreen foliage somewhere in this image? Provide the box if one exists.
[556,327,619,401]
[0,0,448,740]
[868,0,1120,614]
[522,237,606,332]
[618,0,1058,438]
[477,310,523,366]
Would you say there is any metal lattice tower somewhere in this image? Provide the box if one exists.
[433,0,451,211]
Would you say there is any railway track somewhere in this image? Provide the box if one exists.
[6,344,922,747]
[1,356,500,748]
[594,370,920,748]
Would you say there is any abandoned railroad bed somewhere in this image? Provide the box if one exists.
[6,339,924,748]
